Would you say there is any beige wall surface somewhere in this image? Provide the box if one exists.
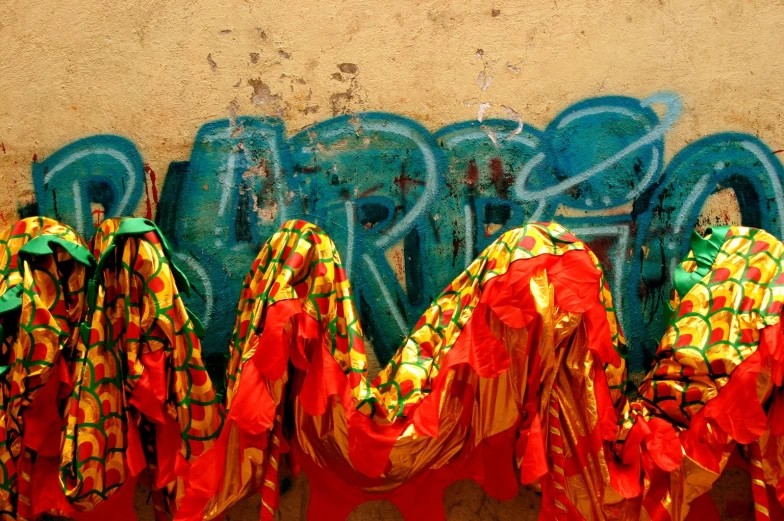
[3,1,783,519]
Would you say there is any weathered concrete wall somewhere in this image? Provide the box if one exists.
[2,1,782,519]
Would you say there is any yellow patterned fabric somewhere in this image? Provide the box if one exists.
[57,218,223,516]
[178,219,627,521]
[644,226,784,424]
[0,217,91,521]
[611,226,784,520]
[0,217,222,521]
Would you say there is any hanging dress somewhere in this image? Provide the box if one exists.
[611,226,784,520]
[0,217,92,521]
[48,218,224,519]
[177,219,627,521]
[0,217,223,520]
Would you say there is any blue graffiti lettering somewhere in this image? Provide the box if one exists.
[26,93,784,374]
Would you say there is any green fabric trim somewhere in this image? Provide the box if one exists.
[115,217,158,237]
[19,236,95,267]
[673,226,730,299]
[188,308,205,339]
[664,294,676,327]
[87,241,116,313]
[665,226,730,324]
[0,285,23,315]
[0,365,9,377]
[80,322,91,346]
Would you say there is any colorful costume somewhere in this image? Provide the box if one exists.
[177,220,627,521]
[0,217,92,521]
[5,217,784,521]
[53,218,223,519]
[0,218,222,520]
[611,226,784,520]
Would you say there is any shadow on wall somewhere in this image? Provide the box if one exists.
[25,92,784,381]
[129,466,759,521]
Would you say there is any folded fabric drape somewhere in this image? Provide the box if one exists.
[2,217,784,521]
[613,226,784,520]
[0,217,91,521]
[0,217,222,521]
[176,219,627,521]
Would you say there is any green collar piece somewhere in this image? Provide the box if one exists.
[673,226,730,299]
[188,308,205,339]
[666,226,730,323]
[0,285,22,315]
[19,236,95,268]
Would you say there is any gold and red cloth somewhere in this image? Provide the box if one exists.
[1,217,784,521]
[612,226,784,520]
[176,220,626,521]
[0,218,222,521]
